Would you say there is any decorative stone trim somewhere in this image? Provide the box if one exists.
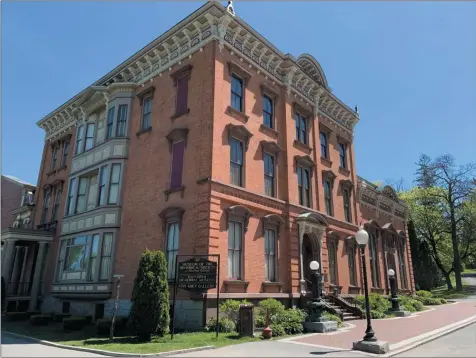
[260,84,279,99]
[159,207,185,234]
[260,140,283,156]
[226,123,253,150]
[339,166,351,176]
[293,101,313,119]
[322,169,337,183]
[170,64,193,84]
[226,204,253,232]
[226,105,249,123]
[227,61,252,84]
[294,155,315,169]
[136,126,152,137]
[164,186,186,201]
[262,213,285,236]
[293,140,313,154]
[320,156,333,167]
[224,280,249,293]
[340,179,354,190]
[136,86,156,104]
[261,281,283,293]
[337,134,351,144]
[259,124,279,138]
[165,128,189,152]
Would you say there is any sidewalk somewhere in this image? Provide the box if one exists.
[286,301,476,350]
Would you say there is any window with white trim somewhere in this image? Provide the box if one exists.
[264,228,277,282]
[166,223,180,280]
[228,221,243,280]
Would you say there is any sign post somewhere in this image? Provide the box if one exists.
[171,255,220,339]
[110,274,124,341]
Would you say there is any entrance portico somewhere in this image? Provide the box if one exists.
[296,212,328,295]
[1,228,52,312]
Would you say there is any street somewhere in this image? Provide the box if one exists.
[2,322,475,357]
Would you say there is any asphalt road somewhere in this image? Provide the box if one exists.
[1,322,475,357]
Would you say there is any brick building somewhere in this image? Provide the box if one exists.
[11,2,414,326]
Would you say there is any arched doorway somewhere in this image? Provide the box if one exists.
[302,233,321,291]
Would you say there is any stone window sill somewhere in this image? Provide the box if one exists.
[171,109,190,121]
[226,106,249,123]
[261,281,283,293]
[164,186,185,201]
[371,287,385,294]
[321,156,333,167]
[293,140,312,154]
[259,124,278,138]
[224,280,249,293]
[339,166,351,176]
[136,126,152,137]
[57,165,67,172]
[46,169,57,177]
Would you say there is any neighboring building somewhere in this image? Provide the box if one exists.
[14,2,414,326]
[1,175,36,229]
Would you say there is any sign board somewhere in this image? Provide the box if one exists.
[177,258,217,293]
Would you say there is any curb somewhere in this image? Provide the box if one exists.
[2,331,215,357]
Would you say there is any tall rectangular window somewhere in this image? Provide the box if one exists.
[97,166,108,206]
[397,240,407,289]
[99,233,113,281]
[106,107,114,140]
[166,223,180,280]
[320,131,328,158]
[295,113,307,145]
[116,105,128,137]
[369,231,381,288]
[228,221,243,279]
[41,189,51,224]
[263,95,273,128]
[343,188,351,222]
[328,241,338,285]
[230,138,244,187]
[348,245,357,286]
[75,125,84,154]
[51,146,58,171]
[264,153,275,197]
[176,74,189,115]
[297,167,310,207]
[231,74,243,112]
[52,186,62,221]
[88,234,100,281]
[338,142,347,169]
[85,123,95,151]
[62,140,70,166]
[170,141,185,189]
[86,174,98,211]
[75,177,88,213]
[142,97,152,130]
[108,164,121,204]
[66,178,76,215]
[264,228,277,282]
[324,180,333,216]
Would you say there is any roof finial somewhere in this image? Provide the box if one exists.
[354,105,359,114]
[226,1,235,17]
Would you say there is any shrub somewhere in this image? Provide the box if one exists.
[269,323,286,337]
[129,250,170,341]
[219,299,251,323]
[323,311,343,327]
[5,312,30,322]
[399,295,424,312]
[272,309,305,335]
[53,313,71,322]
[63,316,88,331]
[254,315,266,328]
[439,298,447,304]
[258,298,285,318]
[30,314,52,326]
[416,290,433,298]
[204,317,236,333]
[96,317,128,336]
[419,297,443,306]
[355,294,390,313]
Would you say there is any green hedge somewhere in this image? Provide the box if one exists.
[5,312,30,322]
[355,294,391,314]
[204,317,236,333]
[53,313,71,322]
[30,314,52,326]
[63,316,88,331]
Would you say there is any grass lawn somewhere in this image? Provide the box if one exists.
[2,321,259,354]
[462,268,476,275]
[431,274,476,299]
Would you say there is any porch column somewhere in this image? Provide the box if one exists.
[2,240,16,282]
[10,247,24,293]
[29,242,47,311]
[1,240,8,263]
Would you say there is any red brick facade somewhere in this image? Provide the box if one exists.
[30,2,414,322]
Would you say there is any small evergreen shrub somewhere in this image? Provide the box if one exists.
[63,316,87,331]
[30,314,52,326]
[53,313,71,322]
[204,317,236,333]
[323,311,343,327]
[269,323,286,337]
[355,294,390,313]
[416,290,433,298]
[5,312,30,322]
[272,309,305,335]
[254,315,266,328]
[219,299,251,323]
[257,298,285,317]
[129,250,170,341]
[399,295,424,312]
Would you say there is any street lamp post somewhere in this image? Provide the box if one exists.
[352,226,389,354]
[302,261,337,333]
[387,269,410,317]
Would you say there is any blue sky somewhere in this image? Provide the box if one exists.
[2,1,475,188]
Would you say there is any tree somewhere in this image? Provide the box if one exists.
[414,154,476,290]
[129,249,170,341]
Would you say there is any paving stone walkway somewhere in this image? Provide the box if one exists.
[287,300,476,349]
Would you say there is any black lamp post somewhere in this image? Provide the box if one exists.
[310,260,321,302]
[388,269,400,311]
[355,226,377,343]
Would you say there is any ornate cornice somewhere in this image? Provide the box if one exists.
[37,1,359,140]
